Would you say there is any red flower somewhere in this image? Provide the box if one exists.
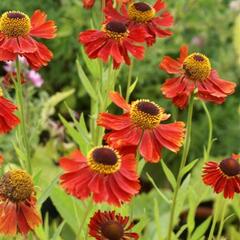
[0,95,20,134]
[0,10,56,69]
[98,92,185,163]
[0,170,41,236]
[202,154,240,199]
[89,210,139,240]
[79,20,145,68]
[83,0,96,9]
[60,146,140,206]
[160,45,236,109]
[104,0,173,46]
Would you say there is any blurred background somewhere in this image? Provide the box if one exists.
[0,0,239,239]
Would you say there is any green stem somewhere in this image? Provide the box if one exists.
[15,58,32,173]
[125,61,134,102]
[76,198,93,240]
[208,195,221,240]
[167,95,194,240]
[201,101,213,162]
[216,200,227,240]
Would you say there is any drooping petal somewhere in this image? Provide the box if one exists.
[30,10,57,39]
[109,91,131,112]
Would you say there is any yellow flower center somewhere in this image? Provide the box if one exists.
[104,21,129,40]
[128,2,155,23]
[183,53,211,82]
[0,87,3,97]
[87,146,121,174]
[130,100,163,129]
[0,11,31,37]
[0,169,34,202]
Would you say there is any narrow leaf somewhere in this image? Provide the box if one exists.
[161,160,177,189]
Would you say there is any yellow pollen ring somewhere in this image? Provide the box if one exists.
[103,25,129,41]
[0,11,31,37]
[183,53,211,82]
[130,99,163,129]
[0,169,34,202]
[128,3,155,23]
[87,146,121,175]
[0,88,3,97]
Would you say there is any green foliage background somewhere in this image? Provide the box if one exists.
[0,0,239,239]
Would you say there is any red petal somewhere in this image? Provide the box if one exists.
[139,130,161,162]
[30,10,57,39]
[109,91,131,111]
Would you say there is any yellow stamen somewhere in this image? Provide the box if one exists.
[87,146,121,174]
[128,2,155,23]
[130,99,163,129]
[0,11,30,37]
[183,53,211,82]
[0,169,34,202]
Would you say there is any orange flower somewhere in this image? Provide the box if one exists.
[0,155,3,166]
[159,45,236,109]
[0,169,41,235]
[0,10,56,69]
[202,154,240,199]
[60,146,140,206]
[98,92,185,163]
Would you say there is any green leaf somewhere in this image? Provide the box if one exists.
[191,216,212,240]
[161,160,177,190]
[76,58,97,100]
[146,173,171,204]
[38,174,59,205]
[51,221,66,240]
[128,77,138,97]
[59,114,86,150]
[51,187,82,233]
[41,89,75,125]
[180,158,198,178]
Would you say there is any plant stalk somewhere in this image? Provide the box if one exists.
[167,95,194,240]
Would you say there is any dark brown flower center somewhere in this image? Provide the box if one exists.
[219,158,240,176]
[101,221,124,240]
[134,2,151,12]
[92,147,118,166]
[137,101,160,116]
[193,55,205,62]
[0,169,34,202]
[7,12,25,19]
[106,21,127,34]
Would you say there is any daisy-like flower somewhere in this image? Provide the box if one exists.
[160,45,236,109]
[88,210,139,240]
[0,88,20,134]
[104,0,173,46]
[0,169,41,235]
[60,146,140,206]
[0,10,56,69]
[98,92,185,163]
[79,20,146,69]
[202,154,240,199]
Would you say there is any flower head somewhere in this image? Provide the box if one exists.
[79,19,145,68]
[88,210,139,240]
[0,169,41,235]
[0,10,57,69]
[98,92,185,163]
[60,146,140,206]
[0,89,20,134]
[104,0,173,46]
[160,45,236,109]
[202,154,240,199]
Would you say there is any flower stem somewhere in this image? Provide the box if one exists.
[216,199,228,240]
[167,95,194,240]
[207,195,222,240]
[125,61,134,102]
[201,101,213,162]
[15,58,32,174]
[76,198,93,240]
